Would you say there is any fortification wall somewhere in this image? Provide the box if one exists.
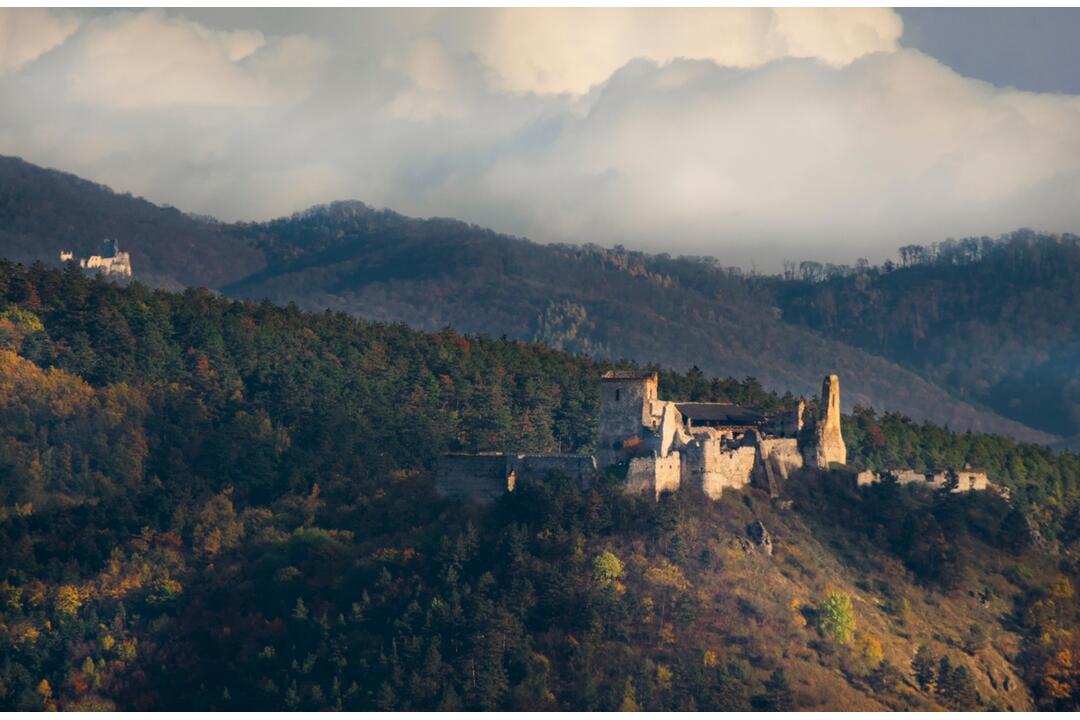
[928,470,990,492]
[681,438,756,500]
[626,453,681,500]
[510,454,597,489]
[755,437,803,496]
[435,454,509,502]
[857,468,990,493]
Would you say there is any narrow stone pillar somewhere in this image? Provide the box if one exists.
[814,374,847,467]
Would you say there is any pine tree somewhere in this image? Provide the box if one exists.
[760,669,795,711]
[912,644,936,691]
[869,660,902,693]
[935,656,954,705]
[949,664,978,709]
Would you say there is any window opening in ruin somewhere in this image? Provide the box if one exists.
[615,389,621,401]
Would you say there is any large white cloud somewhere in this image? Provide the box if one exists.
[466,7,902,94]
[0,8,79,73]
[33,10,327,110]
[1,8,1079,269]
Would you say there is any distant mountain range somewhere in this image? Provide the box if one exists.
[1,154,1073,447]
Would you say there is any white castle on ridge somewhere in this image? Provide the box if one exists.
[60,238,133,279]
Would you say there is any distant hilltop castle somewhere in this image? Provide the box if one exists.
[60,238,133,279]
[437,372,992,502]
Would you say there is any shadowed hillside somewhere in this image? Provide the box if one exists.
[0,156,264,289]
[0,156,1063,445]
[0,263,1077,711]
[224,202,1055,443]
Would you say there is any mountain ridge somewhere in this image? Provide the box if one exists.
[0,154,1062,445]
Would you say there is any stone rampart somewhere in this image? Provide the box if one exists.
[626,453,681,500]
[435,454,510,502]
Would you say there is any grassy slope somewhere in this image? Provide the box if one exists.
[584,479,1038,711]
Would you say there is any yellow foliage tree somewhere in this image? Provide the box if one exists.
[54,585,82,617]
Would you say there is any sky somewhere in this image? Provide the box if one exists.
[1,7,1079,269]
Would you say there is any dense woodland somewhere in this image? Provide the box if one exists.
[0,263,1077,710]
[771,231,1080,444]
[1,154,1064,445]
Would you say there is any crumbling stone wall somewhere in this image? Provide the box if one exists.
[437,453,598,500]
[680,435,756,500]
[754,436,803,497]
[626,453,681,500]
[856,468,990,493]
[927,470,990,491]
[507,454,597,490]
[435,454,510,502]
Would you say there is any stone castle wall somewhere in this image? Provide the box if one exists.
[508,454,597,490]
[680,437,756,500]
[626,453,681,500]
[754,436,803,497]
[856,468,991,493]
[435,454,510,502]
[436,453,599,501]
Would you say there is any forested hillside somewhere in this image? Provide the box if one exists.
[1,263,1078,710]
[0,156,263,289]
[769,231,1080,445]
[0,156,1058,444]
[222,202,1053,443]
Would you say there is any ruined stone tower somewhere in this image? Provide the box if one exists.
[596,371,658,467]
[811,373,846,468]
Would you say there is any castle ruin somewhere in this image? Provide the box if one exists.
[594,370,831,500]
[60,238,133,280]
[436,370,851,502]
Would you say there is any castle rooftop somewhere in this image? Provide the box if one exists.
[601,370,658,381]
[675,402,763,425]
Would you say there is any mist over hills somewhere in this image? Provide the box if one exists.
[0,154,1070,446]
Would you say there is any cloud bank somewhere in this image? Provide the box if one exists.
[1,8,1078,268]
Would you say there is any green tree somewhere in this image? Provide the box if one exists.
[817,592,856,645]
[593,550,624,587]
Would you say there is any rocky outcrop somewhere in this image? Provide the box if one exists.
[747,520,773,556]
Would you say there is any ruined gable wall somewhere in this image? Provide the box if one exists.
[651,401,687,458]
[436,454,509,502]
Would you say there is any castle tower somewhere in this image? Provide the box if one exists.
[812,373,846,467]
[596,370,658,467]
